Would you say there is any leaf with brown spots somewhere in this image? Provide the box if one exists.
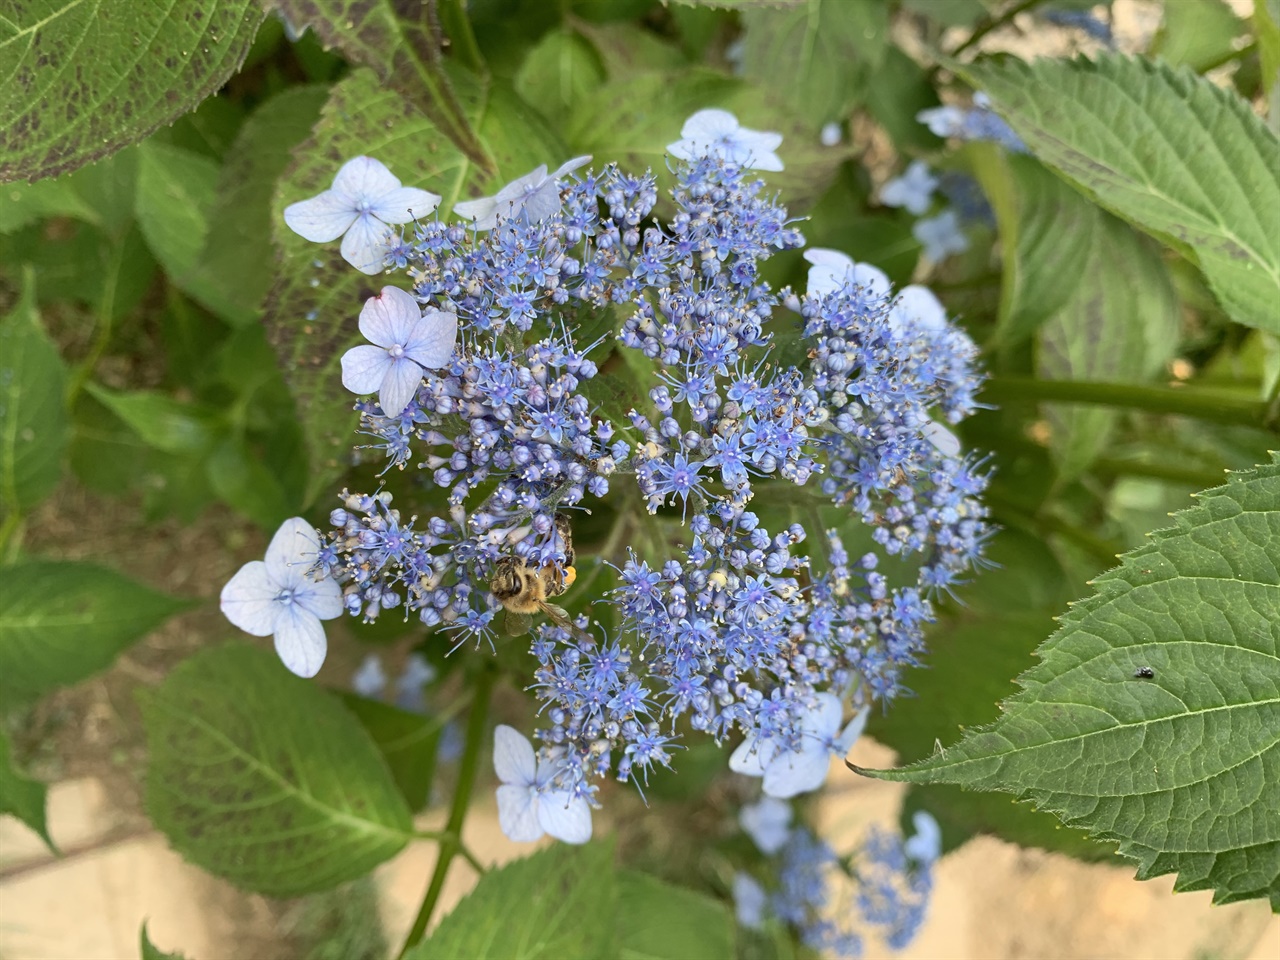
[0,0,264,182]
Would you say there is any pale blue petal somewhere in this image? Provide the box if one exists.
[890,285,948,334]
[496,784,543,842]
[265,517,322,586]
[733,873,767,930]
[331,156,402,204]
[403,308,457,369]
[493,725,538,785]
[804,248,855,298]
[283,190,357,243]
[904,811,942,865]
[740,797,792,854]
[273,604,328,678]
[537,790,592,844]
[340,213,393,275]
[834,705,871,754]
[378,357,423,417]
[803,692,843,739]
[550,155,592,178]
[729,734,775,776]
[452,195,500,230]
[681,108,739,141]
[369,186,441,224]
[762,743,829,798]
[293,574,343,621]
[358,286,421,348]
[517,180,563,224]
[220,561,278,636]
[352,655,387,698]
[341,344,392,396]
[923,419,961,457]
[492,165,549,205]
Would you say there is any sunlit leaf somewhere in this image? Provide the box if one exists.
[0,728,53,852]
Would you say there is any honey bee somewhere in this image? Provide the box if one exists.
[489,514,584,638]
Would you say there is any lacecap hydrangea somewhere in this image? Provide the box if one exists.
[221,108,992,837]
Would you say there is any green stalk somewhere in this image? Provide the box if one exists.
[396,666,496,958]
[982,376,1277,431]
[437,0,486,75]
[950,0,1044,58]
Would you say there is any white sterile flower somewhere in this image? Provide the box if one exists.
[220,518,343,678]
[341,286,457,417]
[494,725,592,844]
[913,209,970,263]
[916,104,966,139]
[667,109,784,172]
[803,248,892,301]
[819,122,842,147]
[283,156,441,275]
[881,160,939,216]
[888,284,948,336]
[733,872,768,930]
[453,156,592,231]
[904,810,942,865]
[729,694,871,798]
[740,796,793,854]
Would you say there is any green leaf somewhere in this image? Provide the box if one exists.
[0,561,192,705]
[515,28,607,130]
[986,156,1180,479]
[84,383,220,456]
[1151,0,1245,72]
[0,728,54,852]
[616,871,735,959]
[139,921,188,960]
[267,68,564,503]
[0,0,264,182]
[1257,0,1280,99]
[135,141,254,325]
[865,47,944,154]
[406,842,617,959]
[338,693,443,812]
[961,54,1280,334]
[200,86,329,322]
[265,0,489,169]
[741,0,889,129]
[0,268,69,516]
[205,435,296,531]
[0,177,97,233]
[858,456,1280,908]
[139,643,413,897]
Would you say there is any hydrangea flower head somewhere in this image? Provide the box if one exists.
[220,517,343,678]
[453,156,592,230]
[730,694,870,798]
[493,725,592,844]
[340,286,457,416]
[283,156,441,274]
[880,160,939,215]
[667,109,784,171]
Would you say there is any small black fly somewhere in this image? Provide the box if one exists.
[1133,666,1155,679]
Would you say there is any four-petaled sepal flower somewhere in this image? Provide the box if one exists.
[220,518,344,678]
[667,109,784,171]
[453,156,592,231]
[729,694,869,798]
[341,286,458,417]
[283,156,441,275]
[494,725,592,844]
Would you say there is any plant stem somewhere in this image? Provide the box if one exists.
[982,376,1277,431]
[396,666,496,958]
[950,0,1043,59]
[1091,457,1227,490]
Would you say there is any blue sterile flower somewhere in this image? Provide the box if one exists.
[880,160,939,216]
[730,694,870,798]
[917,95,1026,152]
[341,286,457,417]
[734,872,768,930]
[741,796,793,854]
[352,653,387,698]
[395,651,436,712]
[912,209,970,263]
[667,109,784,171]
[820,122,842,147]
[493,724,592,844]
[453,156,592,230]
[1042,7,1113,44]
[284,156,441,274]
[220,518,344,678]
[903,810,942,866]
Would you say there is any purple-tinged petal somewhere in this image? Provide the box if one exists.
[331,156,402,204]
[265,518,323,587]
[379,357,424,417]
[273,605,328,678]
[491,165,550,206]
[358,286,421,348]
[494,724,538,785]
[341,344,393,396]
[403,308,457,369]
[293,574,344,621]
[497,784,543,842]
[340,214,393,275]
[220,561,279,637]
[283,191,357,243]
[369,186,442,224]
[537,790,592,844]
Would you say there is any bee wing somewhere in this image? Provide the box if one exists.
[539,602,595,645]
